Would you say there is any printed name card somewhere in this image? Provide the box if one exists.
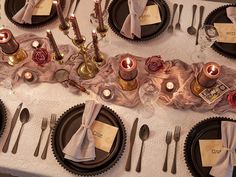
[91,120,118,153]
[139,5,162,26]
[32,0,53,16]
[214,23,236,43]
[199,139,236,167]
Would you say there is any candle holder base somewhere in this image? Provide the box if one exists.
[97,25,108,38]
[59,23,70,35]
[118,76,138,91]
[7,48,28,66]
[77,62,99,80]
[93,53,105,67]
[190,77,205,97]
[72,36,86,47]
[52,53,64,64]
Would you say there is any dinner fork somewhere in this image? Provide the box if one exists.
[34,118,48,157]
[163,131,172,172]
[171,126,181,174]
[41,114,56,160]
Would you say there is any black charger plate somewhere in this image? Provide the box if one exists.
[108,0,170,41]
[5,0,65,28]
[184,117,236,177]
[205,4,236,59]
[0,99,6,139]
[51,104,126,176]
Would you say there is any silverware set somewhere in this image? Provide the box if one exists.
[163,126,181,174]
[167,3,184,33]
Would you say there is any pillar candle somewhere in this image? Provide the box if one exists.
[119,55,138,81]
[94,0,105,31]
[0,29,19,54]
[53,0,68,29]
[46,30,62,60]
[69,14,83,42]
[197,62,221,88]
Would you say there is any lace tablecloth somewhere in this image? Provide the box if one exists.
[0,0,236,177]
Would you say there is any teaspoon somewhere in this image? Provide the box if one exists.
[187,5,197,35]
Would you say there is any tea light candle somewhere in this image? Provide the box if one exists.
[102,88,112,99]
[46,30,63,61]
[69,14,83,42]
[24,72,34,82]
[166,81,175,92]
[53,0,68,30]
[119,56,138,81]
[0,29,19,54]
[227,90,236,108]
[94,0,105,31]
[198,62,221,88]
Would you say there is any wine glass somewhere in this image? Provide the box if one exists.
[194,25,219,60]
[138,79,159,118]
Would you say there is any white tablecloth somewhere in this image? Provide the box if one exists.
[0,0,235,177]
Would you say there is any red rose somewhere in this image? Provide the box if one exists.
[32,48,50,66]
[145,56,164,73]
[227,90,236,108]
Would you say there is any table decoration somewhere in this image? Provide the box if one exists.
[227,90,236,108]
[92,30,105,67]
[108,0,170,41]
[51,103,126,175]
[165,81,175,92]
[53,0,69,30]
[184,117,236,177]
[205,4,236,59]
[32,48,51,66]
[4,0,65,28]
[144,55,164,74]
[0,28,28,66]
[22,69,39,84]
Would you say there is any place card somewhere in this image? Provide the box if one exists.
[199,139,236,167]
[139,5,161,26]
[91,120,118,153]
[32,0,53,16]
[214,23,236,43]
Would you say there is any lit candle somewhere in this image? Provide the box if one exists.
[53,0,68,30]
[197,62,221,88]
[119,56,138,81]
[46,30,63,61]
[92,30,101,62]
[0,29,19,54]
[102,88,112,99]
[69,14,83,42]
[166,82,175,92]
[24,72,34,82]
[94,0,105,31]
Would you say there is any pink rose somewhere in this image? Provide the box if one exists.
[32,48,50,66]
[145,55,164,73]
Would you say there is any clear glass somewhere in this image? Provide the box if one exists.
[138,79,159,118]
[195,25,219,60]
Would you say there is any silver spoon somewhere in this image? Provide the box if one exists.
[175,4,183,30]
[12,108,30,154]
[136,124,150,172]
[167,3,178,33]
[187,5,197,35]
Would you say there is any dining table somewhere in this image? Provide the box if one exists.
[0,0,235,177]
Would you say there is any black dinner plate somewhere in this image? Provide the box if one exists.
[0,99,6,138]
[51,104,126,176]
[184,117,236,177]
[5,0,65,28]
[108,0,170,41]
[205,4,236,59]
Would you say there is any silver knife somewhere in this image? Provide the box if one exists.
[125,117,139,171]
[2,103,23,153]
[196,6,205,45]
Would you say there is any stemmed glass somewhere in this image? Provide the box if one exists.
[138,79,159,118]
[194,25,219,60]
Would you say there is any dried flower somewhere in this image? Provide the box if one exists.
[32,48,50,66]
[145,55,164,73]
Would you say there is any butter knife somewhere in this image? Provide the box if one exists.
[196,6,205,45]
[125,118,139,171]
[2,103,23,153]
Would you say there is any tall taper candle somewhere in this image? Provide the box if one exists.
[92,30,102,62]
[69,14,83,42]
[53,0,68,30]
[94,0,105,31]
[46,30,63,61]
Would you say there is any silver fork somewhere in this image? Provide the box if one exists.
[163,131,172,172]
[171,126,181,174]
[41,114,56,160]
[34,118,48,157]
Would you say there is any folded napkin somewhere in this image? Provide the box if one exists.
[63,100,102,162]
[210,121,236,177]
[120,0,148,39]
[12,0,41,24]
[226,7,236,24]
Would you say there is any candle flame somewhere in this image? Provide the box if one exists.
[0,33,7,40]
[94,0,100,3]
[126,57,132,69]
[53,0,58,4]
[71,14,75,17]
[209,65,216,75]
[92,29,96,34]
[46,29,51,33]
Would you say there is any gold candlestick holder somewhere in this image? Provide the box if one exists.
[7,48,28,66]
[190,77,205,97]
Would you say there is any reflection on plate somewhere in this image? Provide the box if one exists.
[4,0,65,28]
[205,4,236,59]
[51,104,126,176]
[108,0,170,41]
[0,99,7,138]
[184,117,236,177]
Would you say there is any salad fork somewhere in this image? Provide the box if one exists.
[163,131,172,172]
[171,126,181,174]
[34,118,48,157]
[41,114,56,160]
